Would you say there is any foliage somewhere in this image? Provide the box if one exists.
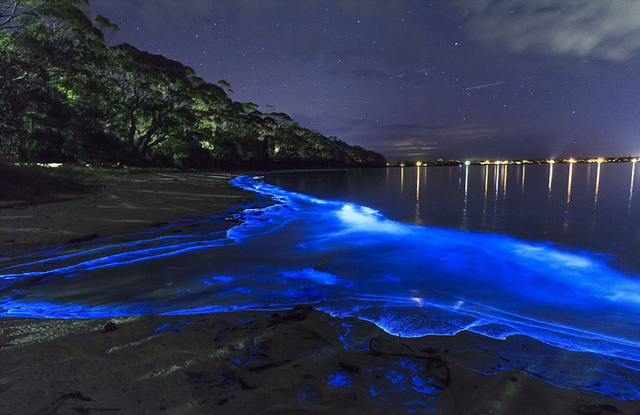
[0,0,386,169]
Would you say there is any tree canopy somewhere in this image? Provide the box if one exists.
[0,0,386,169]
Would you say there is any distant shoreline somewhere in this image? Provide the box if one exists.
[387,156,638,167]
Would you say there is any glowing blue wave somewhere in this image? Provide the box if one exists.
[1,174,640,399]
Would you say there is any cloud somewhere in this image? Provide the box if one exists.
[375,123,499,140]
[457,0,640,61]
[376,139,441,158]
[339,123,500,159]
[288,111,501,158]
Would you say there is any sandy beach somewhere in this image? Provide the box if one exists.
[2,308,638,415]
[1,170,639,414]
[0,169,252,254]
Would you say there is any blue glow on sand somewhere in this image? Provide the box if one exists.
[203,276,235,285]
[412,376,437,394]
[327,372,353,388]
[400,358,422,373]
[2,174,640,399]
[386,371,405,384]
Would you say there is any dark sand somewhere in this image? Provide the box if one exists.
[0,169,251,253]
[1,170,639,414]
[2,308,638,415]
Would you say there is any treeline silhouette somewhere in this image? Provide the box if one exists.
[0,0,386,169]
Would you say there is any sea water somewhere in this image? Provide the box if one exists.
[1,164,639,399]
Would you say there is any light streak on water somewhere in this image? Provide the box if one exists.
[595,161,602,209]
[462,165,469,229]
[416,166,421,202]
[502,165,508,201]
[482,166,489,227]
[494,165,499,201]
[484,166,489,199]
[630,160,636,212]
[493,166,500,226]
[567,163,574,205]
[415,166,421,225]
[562,163,575,234]
[464,165,469,201]
[386,167,390,189]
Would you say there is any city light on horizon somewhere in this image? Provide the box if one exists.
[388,155,640,167]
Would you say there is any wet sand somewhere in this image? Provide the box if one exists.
[1,307,637,415]
[0,169,252,254]
[1,170,639,414]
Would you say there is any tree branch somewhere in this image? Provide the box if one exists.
[0,1,18,29]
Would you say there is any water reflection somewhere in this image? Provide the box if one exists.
[548,162,554,193]
[386,167,390,189]
[567,162,574,205]
[464,165,469,200]
[594,161,602,209]
[415,166,421,225]
[484,166,489,199]
[630,160,636,212]
[493,166,499,227]
[462,165,469,229]
[494,165,499,201]
[502,165,508,201]
[482,166,489,227]
[563,163,574,233]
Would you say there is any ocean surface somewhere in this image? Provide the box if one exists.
[1,164,640,399]
[268,164,640,273]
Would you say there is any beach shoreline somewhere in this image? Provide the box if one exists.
[1,169,639,413]
[0,169,253,255]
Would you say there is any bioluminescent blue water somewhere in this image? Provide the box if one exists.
[1,171,640,399]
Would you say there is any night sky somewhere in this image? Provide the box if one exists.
[90,1,640,160]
